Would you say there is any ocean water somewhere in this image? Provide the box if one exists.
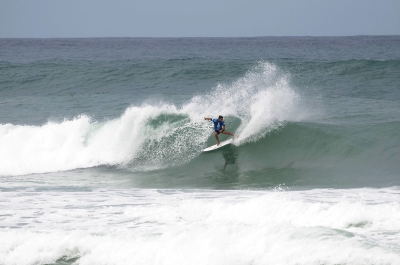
[1,36,400,264]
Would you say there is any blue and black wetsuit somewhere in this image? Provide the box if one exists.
[212,118,225,134]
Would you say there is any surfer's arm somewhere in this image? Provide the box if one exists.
[204,117,212,121]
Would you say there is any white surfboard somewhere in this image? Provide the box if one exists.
[202,138,233,152]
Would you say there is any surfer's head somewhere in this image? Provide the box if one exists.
[218,115,223,121]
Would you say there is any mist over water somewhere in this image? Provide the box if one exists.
[1,37,400,265]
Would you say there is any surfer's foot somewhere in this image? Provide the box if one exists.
[217,142,220,146]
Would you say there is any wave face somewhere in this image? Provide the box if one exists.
[1,59,399,188]
[0,62,305,176]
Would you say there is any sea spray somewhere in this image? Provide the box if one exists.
[183,62,303,144]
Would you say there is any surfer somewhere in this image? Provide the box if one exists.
[204,116,234,146]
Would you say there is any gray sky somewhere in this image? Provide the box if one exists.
[1,0,399,38]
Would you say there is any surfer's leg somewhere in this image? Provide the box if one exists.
[214,131,221,146]
[222,131,234,137]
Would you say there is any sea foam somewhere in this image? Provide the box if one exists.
[1,188,400,265]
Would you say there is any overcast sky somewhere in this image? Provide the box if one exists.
[1,0,399,38]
